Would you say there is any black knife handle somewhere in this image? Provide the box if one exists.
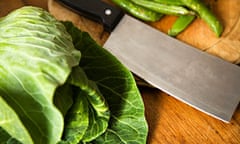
[58,0,124,32]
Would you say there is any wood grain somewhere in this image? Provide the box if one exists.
[1,0,240,143]
[141,88,240,144]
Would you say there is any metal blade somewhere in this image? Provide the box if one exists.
[103,15,240,122]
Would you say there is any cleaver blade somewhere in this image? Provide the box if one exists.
[58,0,240,122]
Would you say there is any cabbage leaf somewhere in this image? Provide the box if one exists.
[0,97,33,144]
[60,66,110,143]
[64,22,148,144]
[0,7,81,144]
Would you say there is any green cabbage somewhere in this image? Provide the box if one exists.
[0,6,148,144]
[0,6,81,144]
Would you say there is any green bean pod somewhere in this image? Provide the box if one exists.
[168,15,195,36]
[131,0,195,16]
[180,0,223,37]
[111,0,163,22]
[153,0,184,6]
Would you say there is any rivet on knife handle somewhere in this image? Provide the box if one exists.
[58,0,124,32]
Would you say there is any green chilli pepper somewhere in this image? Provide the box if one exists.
[180,0,223,37]
[153,0,184,6]
[131,0,195,16]
[168,15,196,36]
[111,0,163,22]
[111,0,223,37]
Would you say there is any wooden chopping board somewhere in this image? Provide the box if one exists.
[1,0,240,143]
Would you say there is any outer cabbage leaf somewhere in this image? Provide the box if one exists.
[54,84,73,117]
[60,90,89,144]
[62,66,110,143]
[0,7,81,144]
[0,97,32,144]
[63,22,148,144]
[0,127,22,144]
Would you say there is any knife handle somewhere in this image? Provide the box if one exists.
[58,0,124,32]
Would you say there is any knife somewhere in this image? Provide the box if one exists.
[57,0,240,122]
